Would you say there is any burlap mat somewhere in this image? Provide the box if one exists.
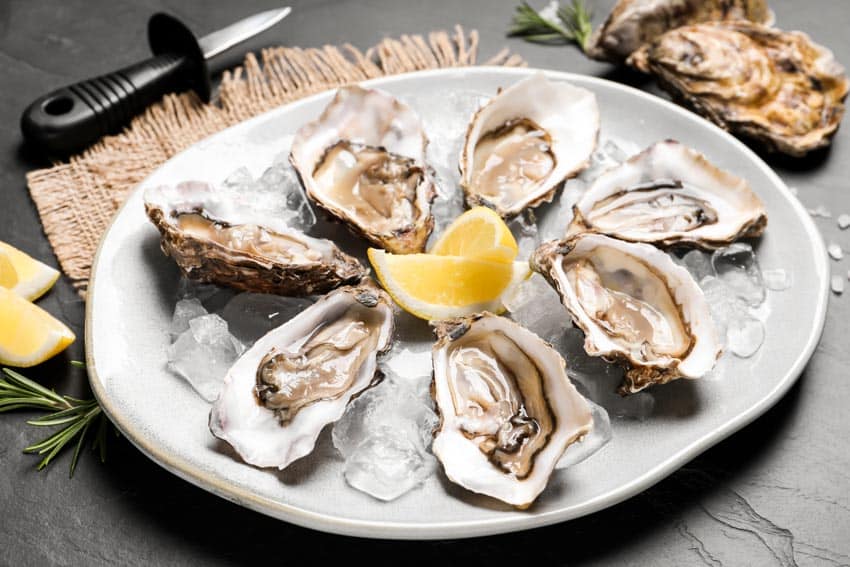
[26,27,524,295]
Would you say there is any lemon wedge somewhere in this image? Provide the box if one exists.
[0,249,18,290]
[0,287,75,367]
[429,207,518,264]
[0,242,60,301]
[368,248,530,320]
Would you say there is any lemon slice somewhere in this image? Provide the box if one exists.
[430,207,518,264]
[0,287,75,367]
[0,250,18,289]
[368,248,530,320]
[0,242,60,301]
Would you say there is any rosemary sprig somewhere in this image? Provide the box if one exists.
[0,363,111,477]
[508,0,594,51]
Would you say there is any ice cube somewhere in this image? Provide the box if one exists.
[556,400,612,469]
[832,275,845,295]
[711,243,765,306]
[167,314,244,402]
[678,249,714,282]
[700,275,749,339]
[838,214,850,230]
[332,371,438,501]
[726,316,765,358]
[808,205,832,218]
[176,278,235,313]
[255,162,317,232]
[170,298,207,339]
[761,268,792,291]
[827,242,844,261]
[578,139,626,182]
[342,430,436,502]
[504,273,570,341]
[219,293,313,345]
[429,174,466,241]
[509,210,540,262]
[222,166,253,191]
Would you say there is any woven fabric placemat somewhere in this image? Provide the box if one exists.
[26,27,524,295]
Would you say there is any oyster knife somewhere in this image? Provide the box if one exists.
[20,7,292,157]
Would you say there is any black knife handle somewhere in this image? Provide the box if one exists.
[20,53,193,157]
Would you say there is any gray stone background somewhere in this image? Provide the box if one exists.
[0,0,848,564]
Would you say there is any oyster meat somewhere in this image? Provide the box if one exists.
[460,73,599,218]
[210,282,394,469]
[290,86,436,254]
[629,22,849,156]
[587,0,773,63]
[532,234,720,394]
[145,181,365,295]
[431,313,593,508]
[569,140,767,249]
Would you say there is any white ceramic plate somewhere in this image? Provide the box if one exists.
[86,67,829,539]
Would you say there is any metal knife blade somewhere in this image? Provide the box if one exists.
[200,7,292,60]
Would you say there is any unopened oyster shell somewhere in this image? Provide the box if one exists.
[587,0,773,63]
[431,312,593,508]
[290,86,436,254]
[569,140,767,249]
[144,181,365,295]
[460,73,599,218]
[532,234,720,394]
[210,282,394,469]
[629,22,849,156]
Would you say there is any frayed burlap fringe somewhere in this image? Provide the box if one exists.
[26,26,525,295]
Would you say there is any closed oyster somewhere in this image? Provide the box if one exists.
[532,234,720,394]
[460,73,599,218]
[290,86,436,254]
[144,182,365,295]
[569,140,767,249]
[210,282,394,469]
[629,22,849,156]
[587,0,772,63]
[431,312,593,508]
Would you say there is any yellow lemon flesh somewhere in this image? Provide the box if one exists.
[0,242,60,301]
[0,287,75,367]
[429,207,518,264]
[368,248,529,320]
[0,250,18,289]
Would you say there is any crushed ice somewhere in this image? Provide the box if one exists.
[838,214,850,230]
[827,242,844,261]
[332,369,438,501]
[808,205,832,218]
[832,275,845,295]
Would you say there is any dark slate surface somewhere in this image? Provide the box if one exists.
[1,0,848,564]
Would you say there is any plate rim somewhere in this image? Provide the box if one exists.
[85,65,830,540]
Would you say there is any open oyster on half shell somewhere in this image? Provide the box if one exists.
[532,234,720,394]
[210,282,394,469]
[569,140,767,249]
[290,86,436,254]
[144,181,365,295]
[459,73,599,218]
[431,312,593,508]
[629,22,849,156]
[586,0,773,63]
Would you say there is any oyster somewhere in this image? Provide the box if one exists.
[629,22,850,156]
[145,181,365,295]
[569,140,767,249]
[587,0,773,63]
[431,313,593,508]
[290,86,436,254]
[460,73,599,218]
[532,234,720,394]
[210,282,394,469]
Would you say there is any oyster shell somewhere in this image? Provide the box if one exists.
[460,73,599,218]
[144,181,365,295]
[290,86,436,254]
[431,312,593,508]
[210,282,394,469]
[629,22,849,156]
[569,140,767,249]
[587,0,773,63]
[532,234,720,394]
